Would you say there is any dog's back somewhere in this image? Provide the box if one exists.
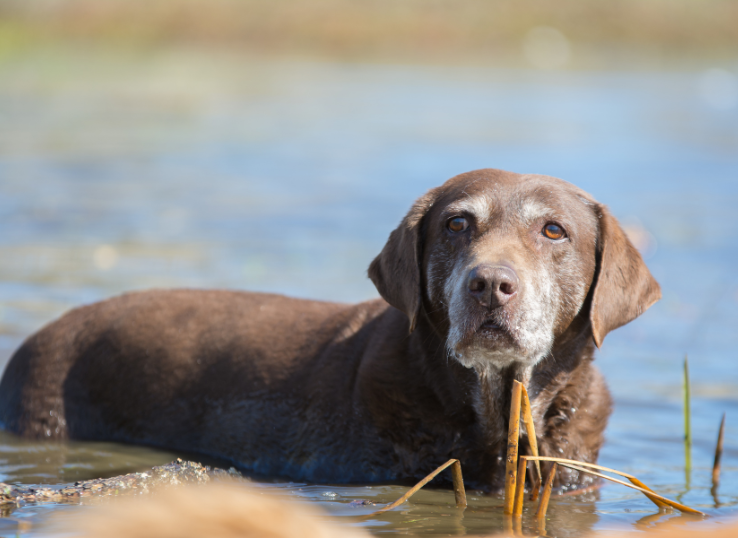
[0,289,377,448]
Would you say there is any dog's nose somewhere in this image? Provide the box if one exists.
[467,265,519,307]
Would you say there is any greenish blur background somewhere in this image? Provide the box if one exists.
[2,0,737,67]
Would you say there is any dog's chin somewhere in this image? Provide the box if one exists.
[476,319,511,338]
[451,319,524,369]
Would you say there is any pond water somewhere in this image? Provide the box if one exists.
[0,49,737,536]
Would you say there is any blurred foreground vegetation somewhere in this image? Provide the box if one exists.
[1,0,737,68]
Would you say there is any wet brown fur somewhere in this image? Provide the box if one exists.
[0,169,660,490]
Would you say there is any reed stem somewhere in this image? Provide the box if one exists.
[712,413,726,489]
[520,385,542,483]
[683,355,691,480]
[535,462,557,521]
[363,458,467,518]
[503,380,523,515]
[513,456,527,517]
[524,456,703,515]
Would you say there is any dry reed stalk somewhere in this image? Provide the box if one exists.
[362,458,466,518]
[513,514,522,536]
[520,385,542,483]
[712,412,726,489]
[513,456,528,517]
[524,456,703,515]
[520,384,542,502]
[626,476,671,512]
[449,460,468,507]
[528,470,541,503]
[524,456,668,509]
[536,515,547,536]
[535,462,557,522]
[503,380,523,515]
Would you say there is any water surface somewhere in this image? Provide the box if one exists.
[0,50,737,536]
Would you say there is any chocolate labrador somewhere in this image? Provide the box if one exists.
[0,168,660,490]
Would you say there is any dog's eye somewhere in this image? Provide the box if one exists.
[447,217,469,233]
[542,223,566,240]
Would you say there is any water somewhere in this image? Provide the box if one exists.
[1,48,737,536]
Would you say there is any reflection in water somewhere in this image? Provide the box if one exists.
[0,50,737,535]
[634,511,705,532]
[0,430,179,485]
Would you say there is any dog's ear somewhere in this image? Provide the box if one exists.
[368,189,438,333]
[590,204,661,347]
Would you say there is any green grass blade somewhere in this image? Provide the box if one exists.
[683,355,691,486]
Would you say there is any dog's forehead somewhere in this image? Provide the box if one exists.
[436,169,595,228]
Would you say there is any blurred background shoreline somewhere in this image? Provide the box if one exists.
[2,0,737,69]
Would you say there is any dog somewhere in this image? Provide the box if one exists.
[0,168,660,490]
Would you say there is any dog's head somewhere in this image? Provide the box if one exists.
[369,169,661,369]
